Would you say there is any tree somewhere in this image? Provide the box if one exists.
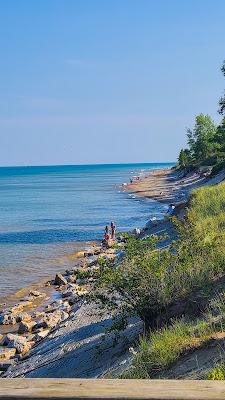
[186,114,217,164]
[177,148,192,170]
[219,61,225,115]
[213,117,225,154]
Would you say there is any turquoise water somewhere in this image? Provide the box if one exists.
[0,163,173,296]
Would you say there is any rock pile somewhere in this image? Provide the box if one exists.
[0,243,121,374]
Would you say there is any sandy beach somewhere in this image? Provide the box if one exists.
[124,167,225,205]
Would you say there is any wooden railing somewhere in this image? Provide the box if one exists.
[0,379,225,400]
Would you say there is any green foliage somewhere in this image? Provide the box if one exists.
[95,182,225,326]
[219,60,225,115]
[123,289,225,379]
[208,364,225,380]
[122,319,213,378]
[186,114,217,166]
[177,61,225,170]
[177,148,193,171]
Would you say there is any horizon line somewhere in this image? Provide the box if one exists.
[0,161,176,169]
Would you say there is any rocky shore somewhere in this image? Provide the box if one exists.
[3,166,224,378]
[0,238,143,378]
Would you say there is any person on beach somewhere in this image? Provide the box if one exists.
[167,204,175,216]
[111,221,116,239]
[104,225,110,241]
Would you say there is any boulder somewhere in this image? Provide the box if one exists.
[0,359,17,371]
[41,310,69,329]
[84,249,95,257]
[0,313,17,325]
[32,311,45,319]
[15,312,32,323]
[33,329,50,342]
[0,346,16,360]
[46,301,71,313]
[6,334,32,355]
[29,290,46,298]
[54,273,68,286]
[18,320,37,334]
[10,300,33,314]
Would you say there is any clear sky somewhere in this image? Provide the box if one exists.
[0,0,225,166]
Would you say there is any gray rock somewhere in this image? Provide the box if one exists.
[54,273,68,286]
[0,359,17,371]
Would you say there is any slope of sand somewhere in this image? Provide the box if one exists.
[125,168,225,204]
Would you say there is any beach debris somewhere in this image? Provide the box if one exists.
[18,320,37,334]
[0,346,16,360]
[54,272,68,286]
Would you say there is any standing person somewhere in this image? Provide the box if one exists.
[104,225,110,241]
[111,221,116,239]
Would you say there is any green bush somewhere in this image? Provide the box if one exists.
[95,183,225,326]
[122,319,213,378]
[208,364,225,380]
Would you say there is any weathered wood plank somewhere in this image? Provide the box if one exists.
[0,379,225,400]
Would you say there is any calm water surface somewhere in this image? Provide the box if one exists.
[0,163,173,296]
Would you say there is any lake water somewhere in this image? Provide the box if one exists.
[0,163,173,296]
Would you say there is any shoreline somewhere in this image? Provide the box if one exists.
[0,167,171,377]
[3,166,225,377]
[0,167,169,310]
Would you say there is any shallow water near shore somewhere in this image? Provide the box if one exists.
[0,163,173,296]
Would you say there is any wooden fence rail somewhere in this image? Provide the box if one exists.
[0,379,225,400]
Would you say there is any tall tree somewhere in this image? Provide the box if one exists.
[177,148,192,170]
[186,114,217,164]
[213,117,225,153]
[219,60,225,115]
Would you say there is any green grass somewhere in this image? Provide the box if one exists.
[94,182,225,378]
[95,182,225,326]
[121,319,213,378]
[122,292,225,379]
[208,363,225,380]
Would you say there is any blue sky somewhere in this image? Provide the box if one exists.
[0,1,225,166]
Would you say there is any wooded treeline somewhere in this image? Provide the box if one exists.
[177,61,225,173]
